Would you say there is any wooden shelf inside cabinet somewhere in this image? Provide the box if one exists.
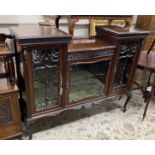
[0,62,6,77]
[0,78,18,94]
[0,44,14,56]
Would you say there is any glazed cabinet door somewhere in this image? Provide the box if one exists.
[66,57,112,105]
[24,47,63,115]
[112,41,140,92]
[30,48,62,112]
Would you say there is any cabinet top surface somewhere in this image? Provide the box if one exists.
[68,38,116,52]
[96,26,150,37]
[10,25,71,40]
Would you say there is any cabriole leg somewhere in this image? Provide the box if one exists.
[123,92,132,112]
[26,121,33,140]
[143,98,151,120]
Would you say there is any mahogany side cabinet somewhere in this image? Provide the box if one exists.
[9,24,149,139]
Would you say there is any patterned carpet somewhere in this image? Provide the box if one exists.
[23,90,155,140]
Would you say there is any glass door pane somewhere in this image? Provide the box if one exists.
[32,49,60,111]
[69,60,110,103]
[112,42,137,91]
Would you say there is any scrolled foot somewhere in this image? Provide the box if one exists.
[142,98,151,120]
[142,114,145,121]
[122,107,127,113]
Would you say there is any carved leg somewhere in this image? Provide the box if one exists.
[27,121,33,140]
[123,92,132,112]
[143,97,151,120]
[28,127,32,140]
[142,88,152,119]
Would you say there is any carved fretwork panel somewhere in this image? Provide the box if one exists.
[112,42,137,90]
[68,50,114,61]
[0,99,12,124]
[32,48,60,111]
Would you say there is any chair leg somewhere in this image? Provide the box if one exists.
[3,57,8,73]
[147,38,155,55]
[123,92,132,112]
[118,96,122,100]
[142,71,153,119]
[143,97,151,120]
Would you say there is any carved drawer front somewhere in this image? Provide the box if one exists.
[68,50,114,61]
[0,99,13,125]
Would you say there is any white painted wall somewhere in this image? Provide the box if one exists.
[0,15,137,37]
[0,15,44,24]
[0,15,89,37]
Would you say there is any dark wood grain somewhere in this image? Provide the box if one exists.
[96,26,150,38]
[10,25,72,46]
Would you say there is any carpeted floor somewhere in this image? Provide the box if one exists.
[22,90,155,140]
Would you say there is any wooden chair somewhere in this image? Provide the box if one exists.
[0,33,15,85]
[133,37,155,119]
